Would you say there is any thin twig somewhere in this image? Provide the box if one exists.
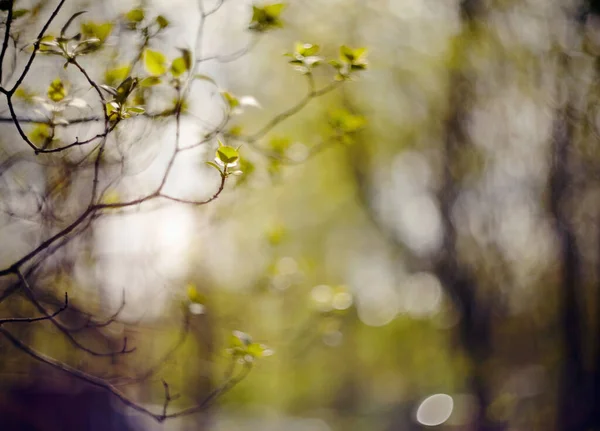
[0,292,68,325]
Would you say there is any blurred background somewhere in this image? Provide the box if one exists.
[1,0,600,430]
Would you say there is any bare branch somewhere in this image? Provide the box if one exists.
[0,326,251,422]
[0,0,14,83]
[0,291,68,325]
[230,80,341,144]
[15,269,134,357]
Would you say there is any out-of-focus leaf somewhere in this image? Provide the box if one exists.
[104,66,130,87]
[126,8,144,23]
[170,56,188,77]
[47,78,66,102]
[143,49,167,76]
[139,76,162,87]
[12,9,29,19]
[156,15,169,29]
[249,3,285,32]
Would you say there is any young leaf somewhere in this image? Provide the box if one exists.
[126,106,145,115]
[216,145,239,164]
[104,66,130,87]
[81,21,113,43]
[340,45,355,62]
[231,330,252,347]
[178,48,192,69]
[249,3,285,32]
[105,101,119,116]
[116,77,137,103]
[126,8,145,23]
[139,76,162,87]
[221,91,239,110]
[187,284,205,303]
[206,161,223,174]
[170,56,188,77]
[38,35,60,53]
[156,15,169,29]
[100,84,118,96]
[14,87,37,103]
[193,74,217,86]
[28,124,51,145]
[143,49,167,76]
[61,10,87,37]
[12,9,29,19]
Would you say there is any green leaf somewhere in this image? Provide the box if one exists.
[234,158,254,186]
[116,77,137,103]
[193,74,217,86]
[179,48,192,69]
[12,9,29,19]
[249,3,285,32]
[61,11,87,37]
[328,59,342,69]
[339,45,368,71]
[28,124,51,145]
[105,101,119,116]
[351,63,367,71]
[267,224,286,245]
[170,56,188,77]
[247,343,266,358]
[100,84,118,96]
[270,136,291,155]
[126,8,144,23]
[81,21,113,43]
[39,35,56,44]
[156,15,169,29]
[221,91,239,110]
[104,65,129,87]
[264,3,285,16]
[14,87,36,103]
[353,47,368,59]
[205,161,223,174]
[47,78,66,102]
[139,76,162,87]
[340,45,355,62]
[38,35,59,53]
[216,145,239,164]
[143,49,167,76]
[296,42,319,56]
[187,284,205,303]
[126,106,145,114]
[329,109,366,132]
[231,331,252,347]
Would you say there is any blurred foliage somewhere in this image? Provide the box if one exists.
[2,0,600,431]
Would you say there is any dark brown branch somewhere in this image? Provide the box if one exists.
[0,115,100,124]
[0,326,251,422]
[112,312,191,386]
[0,291,68,325]
[16,269,135,357]
[0,326,159,418]
[65,289,127,333]
[6,0,67,95]
[158,174,226,206]
[550,50,587,431]
[0,0,14,84]
[160,379,181,418]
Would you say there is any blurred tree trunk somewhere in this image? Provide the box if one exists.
[549,55,587,431]
[433,2,496,430]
